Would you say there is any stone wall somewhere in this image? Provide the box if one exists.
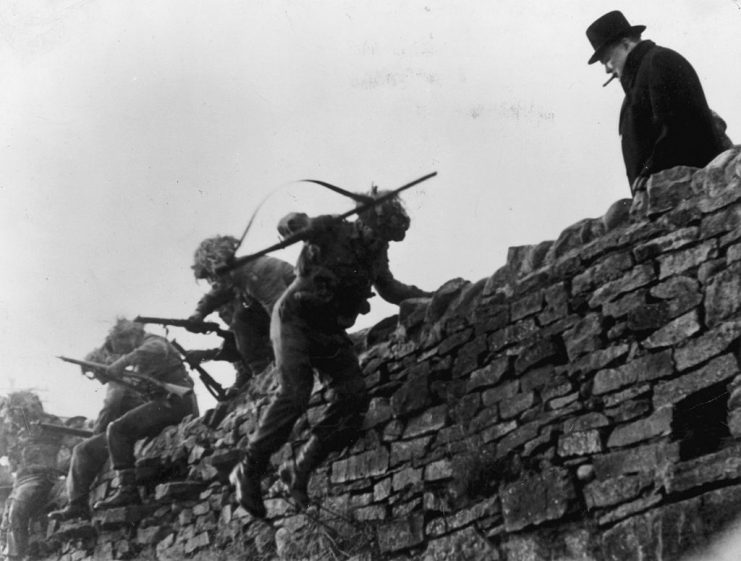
[46,147,741,561]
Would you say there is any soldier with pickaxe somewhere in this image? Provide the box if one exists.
[228,172,437,518]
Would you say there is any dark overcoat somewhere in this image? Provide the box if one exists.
[619,40,724,189]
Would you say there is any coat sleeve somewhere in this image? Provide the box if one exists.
[193,282,234,318]
[642,49,712,176]
[373,248,431,305]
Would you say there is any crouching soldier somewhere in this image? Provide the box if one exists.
[93,319,197,509]
[0,393,64,560]
[186,235,295,396]
[230,189,431,518]
[48,346,146,521]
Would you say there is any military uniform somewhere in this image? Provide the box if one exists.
[233,209,429,517]
[191,254,295,378]
[95,332,197,509]
[49,384,145,521]
[1,418,62,560]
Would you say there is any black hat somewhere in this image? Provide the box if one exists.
[586,10,645,64]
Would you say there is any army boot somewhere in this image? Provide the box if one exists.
[279,436,325,511]
[229,454,267,518]
[48,497,91,521]
[93,469,141,509]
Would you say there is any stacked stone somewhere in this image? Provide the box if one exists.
[44,147,741,561]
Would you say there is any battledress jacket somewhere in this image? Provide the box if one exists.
[109,334,194,399]
[289,215,428,330]
[195,255,296,318]
[619,40,724,188]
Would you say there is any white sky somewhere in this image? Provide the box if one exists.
[1,0,740,420]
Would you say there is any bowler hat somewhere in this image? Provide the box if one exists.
[586,10,645,64]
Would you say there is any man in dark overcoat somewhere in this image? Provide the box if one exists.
[586,10,726,194]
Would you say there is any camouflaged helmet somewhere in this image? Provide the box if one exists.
[1,391,45,429]
[356,187,410,242]
[105,317,145,354]
[192,235,239,280]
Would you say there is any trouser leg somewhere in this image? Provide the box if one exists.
[106,397,192,470]
[232,303,273,374]
[311,335,370,454]
[67,434,109,503]
[5,476,53,558]
[246,316,314,465]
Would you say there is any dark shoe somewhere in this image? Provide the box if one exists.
[229,459,266,518]
[279,436,325,511]
[279,463,310,510]
[48,500,91,521]
[93,469,141,510]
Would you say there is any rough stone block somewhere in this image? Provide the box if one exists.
[402,405,448,439]
[674,320,741,371]
[363,397,393,429]
[593,442,680,479]
[391,467,422,491]
[584,473,652,509]
[154,481,206,502]
[390,437,430,467]
[572,252,633,294]
[701,201,741,238]
[331,447,390,484]
[657,239,716,279]
[649,275,701,316]
[593,350,674,395]
[558,430,602,457]
[632,227,699,262]
[642,309,701,349]
[377,513,424,553]
[424,459,454,481]
[93,505,146,530]
[499,391,535,420]
[606,406,673,448]
[563,313,602,360]
[501,467,574,532]
[438,328,473,355]
[705,261,741,327]
[488,319,538,352]
[467,357,509,391]
[602,288,648,320]
[390,373,430,418]
[482,380,519,407]
[511,289,544,322]
[588,264,655,308]
[664,445,741,494]
[423,526,498,561]
[644,165,698,216]
[515,337,562,373]
[452,335,489,378]
[653,353,738,408]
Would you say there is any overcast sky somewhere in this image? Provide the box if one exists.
[1,0,740,420]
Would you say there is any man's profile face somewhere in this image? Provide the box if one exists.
[600,39,630,79]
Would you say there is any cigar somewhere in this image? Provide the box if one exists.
[603,74,617,87]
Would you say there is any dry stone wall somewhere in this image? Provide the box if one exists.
[45,147,741,561]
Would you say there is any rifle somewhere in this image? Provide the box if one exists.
[169,339,228,402]
[57,356,193,399]
[133,316,230,338]
[218,171,437,273]
[36,422,93,439]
